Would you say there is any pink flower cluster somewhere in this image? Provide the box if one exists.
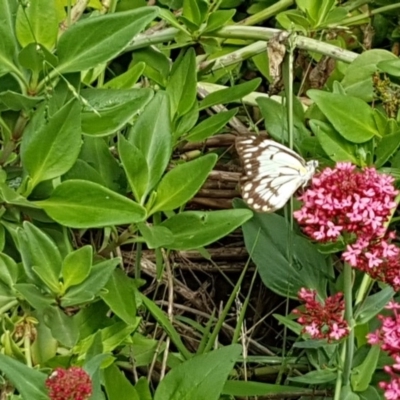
[45,367,92,400]
[293,288,349,341]
[294,162,400,289]
[368,301,400,399]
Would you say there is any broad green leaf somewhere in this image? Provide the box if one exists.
[288,369,337,384]
[138,223,174,249]
[341,49,397,101]
[135,377,153,400]
[149,154,217,214]
[0,253,19,288]
[104,363,140,400]
[354,286,394,325]
[182,0,208,28]
[203,10,235,33]
[131,47,170,87]
[14,283,55,311]
[79,136,125,192]
[139,293,192,359]
[21,100,82,189]
[118,135,149,203]
[186,109,238,142]
[18,42,58,73]
[31,311,58,365]
[81,88,153,136]
[22,221,62,293]
[0,281,17,309]
[103,62,145,89]
[174,103,199,140]
[0,354,48,400]
[351,345,380,392]
[276,10,311,31]
[166,48,197,117]
[154,345,242,400]
[237,202,329,299]
[307,90,379,143]
[199,79,261,110]
[128,92,172,192]
[222,381,314,396]
[57,8,158,73]
[16,0,58,49]
[378,58,400,77]
[35,180,146,228]
[0,91,44,111]
[375,131,400,168]
[62,245,93,290]
[310,120,359,165]
[61,258,120,307]
[43,306,79,347]
[63,159,107,187]
[100,269,137,325]
[0,0,18,76]
[160,209,253,250]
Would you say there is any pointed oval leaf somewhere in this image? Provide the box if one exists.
[308,90,379,143]
[21,100,82,188]
[160,209,253,250]
[149,154,217,214]
[35,180,146,228]
[62,245,93,290]
[57,8,158,73]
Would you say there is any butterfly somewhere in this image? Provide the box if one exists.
[235,134,318,213]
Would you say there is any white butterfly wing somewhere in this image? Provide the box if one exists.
[236,135,316,212]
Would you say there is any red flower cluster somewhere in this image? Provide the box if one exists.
[293,288,349,341]
[368,301,400,399]
[45,367,92,400]
[294,162,400,289]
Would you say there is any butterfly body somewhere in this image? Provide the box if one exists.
[236,135,318,212]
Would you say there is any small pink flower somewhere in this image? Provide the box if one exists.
[293,288,349,342]
[46,367,92,400]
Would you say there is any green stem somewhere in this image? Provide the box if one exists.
[239,0,294,26]
[342,262,354,386]
[338,3,400,26]
[334,344,346,400]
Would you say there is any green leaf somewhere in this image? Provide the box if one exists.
[61,258,120,307]
[100,269,137,325]
[222,380,313,396]
[128,91,172,192]
[203,10,235,33]
[118,135,149,203]
[310,120,359,164]
[0,0,18,76]
[138,223,174,249]
[288,369,337,384]
[79,136,125,192]
[378,58,400,77]
[375,131,400,168]
[154,345,242,400]
[341,49,397,101]
[62,245,93,290]
[103,62,145,89]
[43,306,79,347]
[18,42,58,73]
[35,180,146,228]
[139,292,192,359]
[0,253,19,288]
[351,345,380,392]
[81,88,153,136]
[104,363,140,400]
[150,154,218,214]
[354,286,394,325]
[186,109,238,142]
[166,48,197,117]
[135,377,153,400]
[57,8,158,73]
[16,0,58,49]
[160,209,253,250]
[307,90,379,143]
[31,311,58,365]
[237,202,329,299]
[22,221,62,293]
[14,283,55,312]
[182,0,208,28]
[0,90,44,111]
[199,79,261,110]
[0,354,48,400]
[21,100,82,189]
